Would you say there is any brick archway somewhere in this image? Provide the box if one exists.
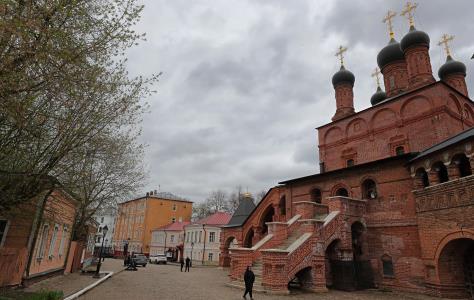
[220,236,238,267]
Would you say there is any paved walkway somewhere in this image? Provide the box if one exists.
[79,263,449,300]
[24,258,124,297]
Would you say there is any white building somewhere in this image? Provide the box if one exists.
[184,211,231,265]
[94,207,116,251]
[150,221,189,261]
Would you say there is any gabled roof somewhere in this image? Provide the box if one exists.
[152,221,190,232]
[411,126,474,162]
[192,211,232,226]
[224,197,256,227]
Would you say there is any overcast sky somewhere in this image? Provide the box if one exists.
[125,0,474,202]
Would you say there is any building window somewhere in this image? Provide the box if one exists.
[416,168,430,188]
[97,236,101,243]
[362,179,377,199]
[209,232,215,243]
[101,217,104,223]
[186,233,189,243]
[58,226,68,257]
[37,224,50,259]
[347,159,354,167]
[310,188,322,203]
[0,220,9,248]
[395,146,405,156]
[208,252,213,261]
[433,161,449,183]
[170,235,175,243]
[335,188,349,197]
[172,204,177,211]
[382,255,394,277]
[171,217,176,223]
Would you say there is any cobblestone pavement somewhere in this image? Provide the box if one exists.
[80,263,448,300]
[24,258,125,297]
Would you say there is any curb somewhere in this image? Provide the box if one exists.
[63,268,125,300]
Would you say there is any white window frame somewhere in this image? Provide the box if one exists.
[208,252,213,261]
[0,219,10,248]
[58,225,68,257]
[170,235,174,243]
[37,223,50,259]
[48,224,59,259]
[172,204,177,211]
[209,232,215,243]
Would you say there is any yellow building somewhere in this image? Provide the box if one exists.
[113,191,192,256]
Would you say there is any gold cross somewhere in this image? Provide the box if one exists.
[438,33,455,57]
[400,2,418,27]
[335,45,348,67]
[371,67,382,88]
[382,10,397,39]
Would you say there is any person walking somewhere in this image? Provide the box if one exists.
[185,256,191,272]
[180,258,184,272]
[243,265,255,299]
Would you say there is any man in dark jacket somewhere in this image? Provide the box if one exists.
[243,266,255,299]
[180,258,184,272]
[185,256,191,272]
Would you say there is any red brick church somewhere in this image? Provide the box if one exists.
[220,4,474,299]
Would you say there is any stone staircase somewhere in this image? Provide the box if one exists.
[276,228,304,250]
[226,257,266,293]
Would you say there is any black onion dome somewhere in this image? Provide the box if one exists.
[370,86,387,106]
[332,66,355,88]
[400,26,430,52]
[377,38,405,69]
[438,55,466,80]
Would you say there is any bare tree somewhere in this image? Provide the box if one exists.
[228,185,244,214]
[255,190,267,204]
[206,189,228,212]
[0,0,157,210]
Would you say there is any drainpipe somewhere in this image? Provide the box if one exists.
[164,230,167,255]
[202,224,206,265]
[24,188,54,281]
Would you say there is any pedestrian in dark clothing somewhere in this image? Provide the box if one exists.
[185,257,191,272]
[243,266,255,299]
[180,258,184,272]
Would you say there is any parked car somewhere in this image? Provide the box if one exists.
[149,254,167,264]
[132,253,147,267]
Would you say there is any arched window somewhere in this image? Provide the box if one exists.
[362,179,377,199]
[381,254,394,277]
[452,153,472,177]
[433,161,449,183]
[416,168,429,188]
[395,146,405,156]
[279,196,286,215]
[335,188,349,197]
[310,188,322,203]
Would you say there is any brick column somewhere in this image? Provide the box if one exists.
[447,164,460,180]
[294,201,316,219]
[469,157,474,174]
[428,170,440,185]
[253,226,263,244]
[261,250,289,292]
[312,255,328,292]
[272,203,281,221]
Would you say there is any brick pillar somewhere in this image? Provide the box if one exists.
[413,175,424,190]
[447,164,460,180]
[253,226,263,244]
[469,157,474,174]
[312,255,328,292]
[428,170,440,185]
[272,203,281,222]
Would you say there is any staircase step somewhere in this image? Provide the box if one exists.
[226,281,267,293]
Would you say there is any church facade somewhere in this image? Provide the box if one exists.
[220,5,474,299]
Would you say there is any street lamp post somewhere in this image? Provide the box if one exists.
[190,242,194,267]
[94,225,108,278]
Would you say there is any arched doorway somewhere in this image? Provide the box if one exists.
[351,222,374,290]
[260,206,275,236]
[288,267,313,292]
[438,238,474,298]
[361,179,377,199]
[416,167,430,188]
[243,229,254,248]
[325,239,341,289]
[452,153,472,178]
[221,236,237,267]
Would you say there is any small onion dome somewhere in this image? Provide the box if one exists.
[331,65,355,88]
[438,55,466,80]
[401,26,430,52]
[370,86,387,106]
[377,38,405,69]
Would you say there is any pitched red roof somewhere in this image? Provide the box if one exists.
[152,221,190,232]
[194,211,232,226]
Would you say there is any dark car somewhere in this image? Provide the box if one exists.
[132,253,147,267]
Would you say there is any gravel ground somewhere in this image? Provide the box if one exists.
[79,263,449,300]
